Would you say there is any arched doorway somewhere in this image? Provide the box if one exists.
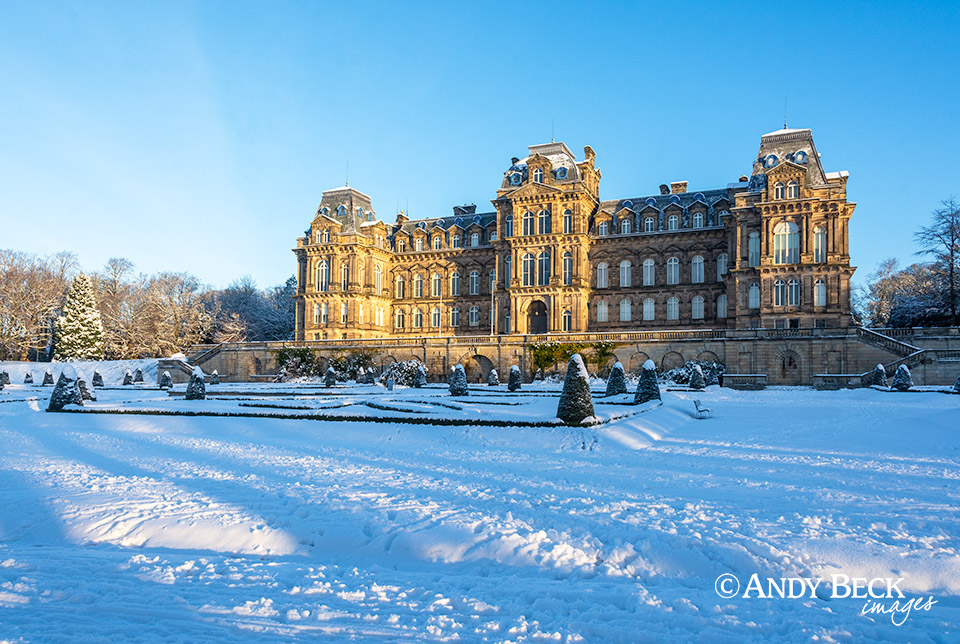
[528,301,548,334]
[461,354,494,383]
[777,349,802,385]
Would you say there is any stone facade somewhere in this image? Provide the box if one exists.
[293,128,855,342]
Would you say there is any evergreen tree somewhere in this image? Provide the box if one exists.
[133,368,144,383]
[871,364,888,387]
[449,364,468,396]
[556,354,595,425]
[185,366,206,400]
[634,359,661,404]
[534,368,544,381]
[76,370,97,401]
[23,372,33,384]
[47,365,83,411]
[42,370,54,385]
[0,371,9,386]
[122,370,133,385]
[891,364,913,391]
[54,273,105,361]
[487,368,500,386]
[324,366,336,387]
[210,370,220,385]
[507,365,522,391]
[92,370,104,387]
[159,371,173,389]
[689,364,706,390]
[413,365,427,388]
[604,361,627,396]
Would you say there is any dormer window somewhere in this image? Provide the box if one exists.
[621,219,631,234]
[692,212,703,228]
[774,182,786,200]
[415,238,424,252]
[397,238,406,252]
[533,168,543,183]
[452,234,461,248]
[433,236,442,250]
[668,214,679,231]
[471,232,479,247]
[598,221,608,236]
[337,205,346,216]
[764,155,779,168]
[787,180,799,199]
[556,167,567,180]
[644,217,655,232]
[509,173,522,186]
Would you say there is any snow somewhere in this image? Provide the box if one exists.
[0,359,158,386]
[0,377,958,641]
[643,359,656,371]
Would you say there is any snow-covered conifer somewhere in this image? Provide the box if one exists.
[133,368,144,383]
[0,371,9,386]
[534,368,544,381]
[185,366,206,400]
[23,372,34,384]
[54,274,104,361]
[357,366,366,383]
[47,365,82,411]
[449,364,468,396]
[210,370,220,385]
[604,361,627,396]
[891,364,913,391]
[42,370,54,386]
[508,365,522,391]
[159,371,173,389]
[76,370,96,401]
[413,365,427,388]
[487,368,500,386]
[92,371,104,387]
[689,364,706,390]
[386,378,395,391]
[872,364,888,387]
[634,359,661,404]
[324,366,336,387]
[122,370,133,386]
[556,354,595,425]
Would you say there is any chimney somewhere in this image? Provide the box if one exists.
[670,181,688,194]
[659,184,670,195]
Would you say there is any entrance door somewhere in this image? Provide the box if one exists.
[528,301,548,334]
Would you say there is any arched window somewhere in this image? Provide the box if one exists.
[395,275,405,298]
[471,232,480,247]
[691,256,704,283]
[748,232,761,267]
[341,301,348,323]
[562,310,572,332]
[788,278,801,306]
[452,234,461,248]
[433,236,442,250]
[358,304,363,325]
[814,278,826,307]
[774,222,800,264]
[522,211,535,235]
[489,270,496,293]
[667,257,679,285]
[533,168,543,183]
[450,271,460,296]
[619,299,632,322]
[562,251,573,286]
[621,219,632,234]
[313,303,320,324]
[397,238,406,252]
[321,302,328,324]
[537,210,551,234]
[619,260,632,288]
[643,259,655,286]
[717,294,728,319]
[469,270,480,295]
[522,253,534,286]
[505,215,513,237]
[775,182,785,199]
[596,262,609,288]
[597,300,608,322]
[341,263,350,290]
[787,180,799,199]
[814,226,826,263]
[414,274,423,298]
[668,214,679,230]
[337,205,346,216]
[643,298,655,321]
[644,217,655,232]
[432,272,442,297]
[692,212,704,228]
[413,308,423,328]
[469,306,480,326]
[451,307,461,327]
[504,256,511,288]
[667,297,679,320]
[374,265,382,293]
[415,238,424,251]
[537,251,551,286]
[598,221,608,236]
[431,307,441,328]
[749,282,761,309]
[489,229,496,242]
[395,309,405,329]
[563,209,573,234]
[717,254,728,280]
[317,260,329,292]
[774,279,787,306]
[692,296,704,319]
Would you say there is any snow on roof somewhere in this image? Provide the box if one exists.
[762,127,811,138]
[322,186,373,200]
[825,171,849,179]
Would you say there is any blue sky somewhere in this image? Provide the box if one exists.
[1,1,958,289]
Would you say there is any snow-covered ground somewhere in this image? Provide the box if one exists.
[1,379,958,642]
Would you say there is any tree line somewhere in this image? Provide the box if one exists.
[0,251,294,361]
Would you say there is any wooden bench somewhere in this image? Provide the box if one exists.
[693,399,711,419]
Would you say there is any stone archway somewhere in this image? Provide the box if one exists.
[697,350,720,364]
[661,351,684,371]
[628,351,651,374]
[461,353,495,383]
[776,349,803,385]
[527,300,548,334]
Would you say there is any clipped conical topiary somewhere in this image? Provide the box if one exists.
[122,370,133,386]
[487,368,500,386]
[413,365,427,388]
[42,370,54,386]
[634,359,661,404]
[92,370,104,387]
[556,354,595,426]
[357,366,365,383]
[47,365,83,411]
[0,371,9,386]
[449,363,468,396]
[133,368,144,383]
[76,370,97,402]
[53,273,104,361]
[324,366,336,387]
[872,364,888,387]
[159,371,173,389]
[534,368,544,381]
[23,372,34,384]
[604,361,627,396]
[210,370,220,385]
[689,364,706,390]
[185,366,206,400]
[507,365,522,391]
[891,364,913,391]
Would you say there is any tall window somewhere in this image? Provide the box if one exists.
[562,310,572,332]
[395,309,405,329]
[537,210,551,234]
[358,304,363,325]
[397,238,406,252]
[596,262,608,288]
[668,214,679,230]
[814,226,826,263]
[644,217,655,232]
[643,259,655,286]
[471,232,479,247]
[667,297,679,320]
[619,299,632,322]
[450,271,460,296]
[395,275,405,298]
[667,257,679,285]
[414,274,423,298]
[619,260,632,288]
[469,270,480,295]
[563,209,573,233]
[692,212,703,228]
[621,219,632,234]
[748,232,761,267]
[787,180,799,199]
[341,263,350,290]
[788,278,801,306]
[374,265,382,293]
[504,256,511,288]
[451,307,460,327]
[505,216,513,238]
[814,279,826,307]
[432,272,442,297]
[598,221,608,236]
[597,300,608,322]
[323,229,330,243]
[341,302,347,324]
[717,294,728,319]
[376,307,383,327]
[469,306,479,326]
[749,282,761,309]
[415,238,424,251]
[317,260,329,292]
[522,253,534,286]
[321,302,328,324]
[413,308,423,328]
[774,279,786,306]
[533,168,543,183]
[692,296,704,319]
[431,307,441,328]
[523,211,534,235]
[313,303,320,324]
[717,253,728,280]
[489,270,496,293]
[452,234,461,248]
[775,182,785,199]
[643,298,655,321]
[691,256,704,283]
[433,236,442,250]
[537,251,551,286]
[774,222,800,264]
[562,251,573,286]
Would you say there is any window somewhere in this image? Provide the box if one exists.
[717,254,728,280]
[619,260,632,288]
[667,297,679,320]
[749,282,761,309]
[787,180,799,199]
[692,212,703,228]
[774,279,786,306]
[321,302,328,324]
[537,251,551,286]
[323,229,330,243]
[597,300,608,322]
[433,236,442,250]
[471,232,479,247]
[563,210,573,233]
[537,210,551,234]
[376,307,383,327]
[395,309,405,329]
[691,256,704,283]
[814,226,826,263]
[415,238,424,251]
[337,205,346,216]
[450,271,460,296]
[313,303,320,324]
[432,272,442,297]
[621,219,632,234]
[644,217,655,232]
[522,253,534,286]
[397,238,406,252]
[667,257,679,285]
[668,214,679,230]
[395,275,405,298]
[556,167,567,179]
[358,304,363,324]
[533,168,543,183]
[317,260,329,292]
[814,278,826,307]
[643,259,655,286]
[598,221,608,236]
[374,265,381,293]
[748,232,761,267]
[431,307,441,328]
[643,298,655,321]
[562,310,572,331]
[489,270,496,293]
[775,182,785,200]
[775,318,786,330]
[341,263,350,290]
[717,294,728,319]
[505,216,513,238]
[341,302,347,324]
[774,222,800,264]
[788,278,801,306]
[451,307,460,327]
[504,256,511,288]
[692,296,704,319]
[469,306,480,326]
[413,308,423,328]
[469,270,480,295]
[414,274,423,298]
[619,299,632,322]
[523,211,534,235]
[358,263,364,290]
[596,262,609,288]
[562,251,573,286]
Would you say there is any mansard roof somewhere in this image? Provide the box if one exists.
[393,212,497,236]
[600,187,731,215]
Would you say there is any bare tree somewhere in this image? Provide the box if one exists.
[915,198,960,325]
